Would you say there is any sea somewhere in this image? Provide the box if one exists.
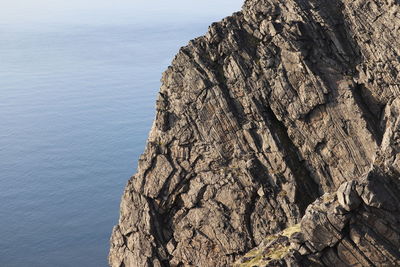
[0,12,239,266]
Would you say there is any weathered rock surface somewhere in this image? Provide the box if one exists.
[235,170,400,266]
[109,0,400,266]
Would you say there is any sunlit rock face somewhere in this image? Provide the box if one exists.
[109,0,400,266]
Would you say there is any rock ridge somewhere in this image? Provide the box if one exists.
[109,0,400,266]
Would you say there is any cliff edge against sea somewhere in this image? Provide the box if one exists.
[109,0,400,266]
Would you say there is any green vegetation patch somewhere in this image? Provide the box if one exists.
[234,224,301,267]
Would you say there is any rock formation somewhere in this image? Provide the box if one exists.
[109,0,400,266]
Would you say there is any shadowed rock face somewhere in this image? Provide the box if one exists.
[109,0,400,266]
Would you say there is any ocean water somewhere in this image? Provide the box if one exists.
[0,21,223,267]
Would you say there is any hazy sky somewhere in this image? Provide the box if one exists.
[0,0,245,25]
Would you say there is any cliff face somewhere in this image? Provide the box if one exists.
[109,0,400,266]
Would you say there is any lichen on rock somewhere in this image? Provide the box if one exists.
[233,224,301,267]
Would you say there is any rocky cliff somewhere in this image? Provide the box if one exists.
[109,0,400,266]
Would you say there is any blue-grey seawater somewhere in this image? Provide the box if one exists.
[0,21,219,267]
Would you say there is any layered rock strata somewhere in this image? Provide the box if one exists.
[109,0,400,266]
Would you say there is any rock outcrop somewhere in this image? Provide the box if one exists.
[234,168,400,266]
[109,0,400,266]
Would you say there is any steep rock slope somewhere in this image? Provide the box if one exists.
[109,0,400,266]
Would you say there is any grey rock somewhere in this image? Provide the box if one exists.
[237,173,400,266]
[109,0,400,266]
[301,193,350,251]
[337,180,361,211]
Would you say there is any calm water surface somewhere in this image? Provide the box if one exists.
[0,21,219,267]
